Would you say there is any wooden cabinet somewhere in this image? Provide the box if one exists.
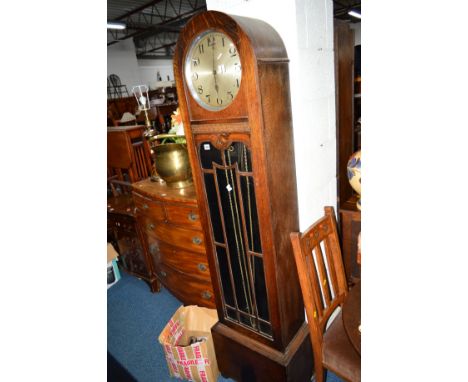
[339,195,361,285]
[107,194,160,292]
[132,179,215,308]
[334,20,361,285]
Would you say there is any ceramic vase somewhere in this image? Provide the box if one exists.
[347,150,361,210]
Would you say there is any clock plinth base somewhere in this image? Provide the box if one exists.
[212,322,313,382]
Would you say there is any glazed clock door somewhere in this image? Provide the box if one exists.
[197,138,272,338]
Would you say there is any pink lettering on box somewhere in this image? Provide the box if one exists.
[193,345,202,359]
[199,369,208,382]
[177,347,187,361]
[184,366,192,379]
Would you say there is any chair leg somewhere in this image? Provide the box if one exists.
[313,362,325,382]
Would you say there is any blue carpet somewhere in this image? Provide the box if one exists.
[107,271,344,382]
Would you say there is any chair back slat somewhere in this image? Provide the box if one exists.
[290,207,348,340]
[312,242,332,308]
[305,251,325,316]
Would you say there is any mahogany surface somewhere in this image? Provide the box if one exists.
[132,178,215,308]
[342,281,361,355]
[173,11,312,381]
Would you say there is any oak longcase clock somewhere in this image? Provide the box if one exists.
[174,11,313,382]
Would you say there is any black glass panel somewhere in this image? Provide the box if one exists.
[259,322,272,337]
[199,139,271,335]
[253,256,269,322]
[226,307,237,321]
[199,141,223,169]
[215,167,254,318]
[224,142,252,172]
[216,245,234,307]
[203,173,224,243]
[240,176,262,253]
[240,312,255,328]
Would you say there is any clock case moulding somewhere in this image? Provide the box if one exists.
[173,11,313,382]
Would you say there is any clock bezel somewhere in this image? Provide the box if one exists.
[184,29,242,112]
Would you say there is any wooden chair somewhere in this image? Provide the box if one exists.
[107,126,153,183]
[290,207,360,382]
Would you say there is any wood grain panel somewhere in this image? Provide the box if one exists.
[164,203,202,229]
[157,263,215,308]
[133,192,166,222]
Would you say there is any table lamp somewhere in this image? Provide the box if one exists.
[132,85,153,134]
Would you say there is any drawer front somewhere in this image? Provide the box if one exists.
[165,203,202,229]
[155,241,211,281]
[142,217,205,254]
[156,263,215,308]
[133,192,166,222]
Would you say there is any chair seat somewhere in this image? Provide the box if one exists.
[323,310,361,382]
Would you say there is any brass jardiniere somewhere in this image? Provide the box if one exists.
[150,134,192,189]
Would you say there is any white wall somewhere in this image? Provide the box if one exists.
[137,59,175,89]
[351,22,361,46]
[107,41,176,92]
[107,39,142,93]
[206,0,337,229]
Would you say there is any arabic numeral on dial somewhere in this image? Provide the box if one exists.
[229,46,237,57]
[227,91,233,100]
[207,35,215,46]
[198,44,204,54]
[192,57,200,67]
[234,62,241,72]
[197,85,203,94]
[205,94,211,103]
[217,98,223,105]
[192,72,198,80]
[236,78,240,88]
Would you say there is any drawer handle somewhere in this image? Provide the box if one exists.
[192,236,202,245]
[188,212,197,221]
[198,263,207,272]
[160,271,167,278]
[143,203,149,210]
[202,291,212,300]
[148,223,155,230]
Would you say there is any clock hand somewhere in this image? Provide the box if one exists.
[212,37,219,94]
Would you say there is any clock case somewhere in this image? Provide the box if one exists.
[173,11,313,382]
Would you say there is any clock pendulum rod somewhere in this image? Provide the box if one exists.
[242,144,256,283]
[225,145,256,327]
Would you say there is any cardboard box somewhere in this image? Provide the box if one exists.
[159,305,219,382]
[107,243,121,289]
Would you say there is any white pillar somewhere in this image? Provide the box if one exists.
[206,0,337,229]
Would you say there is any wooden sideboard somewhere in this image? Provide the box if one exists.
[132,178,215,308]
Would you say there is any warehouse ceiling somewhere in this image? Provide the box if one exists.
[107,0,360,60]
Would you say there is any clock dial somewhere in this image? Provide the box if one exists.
[185,31,242,111]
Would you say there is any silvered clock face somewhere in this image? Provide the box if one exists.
[184,30,242,111]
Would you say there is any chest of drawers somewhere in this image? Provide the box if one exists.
[132,179,215,308]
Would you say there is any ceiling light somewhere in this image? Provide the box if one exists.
[107,22,126,30]
[348,10,361,19]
